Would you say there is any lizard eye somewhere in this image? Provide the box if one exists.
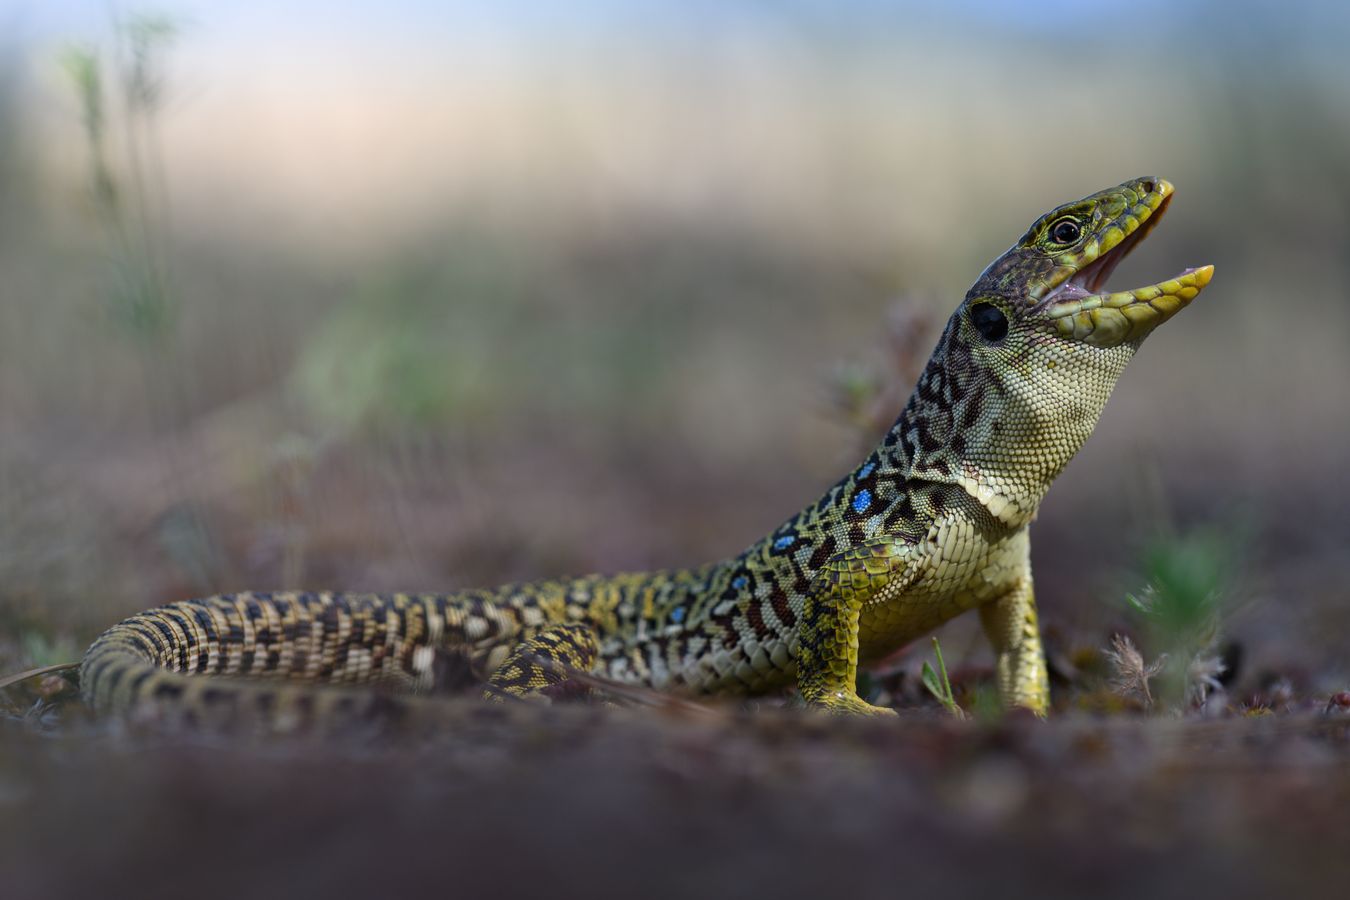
[970,302,1008,343]
[1050,217,1082,245]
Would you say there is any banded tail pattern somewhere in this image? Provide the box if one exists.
[80,590,540,730]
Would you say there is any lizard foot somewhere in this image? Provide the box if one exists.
[799,689,899,717]
[483,624,599,703]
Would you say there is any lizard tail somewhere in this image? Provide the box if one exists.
[79,590,523,733]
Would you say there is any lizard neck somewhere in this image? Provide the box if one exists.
[876,312,1126,528]
[688,308,1125,621]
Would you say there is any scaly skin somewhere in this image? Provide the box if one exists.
[81,177,1213,728]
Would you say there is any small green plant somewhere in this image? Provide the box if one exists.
[921,636,964,719]
[1112,524,1243,711]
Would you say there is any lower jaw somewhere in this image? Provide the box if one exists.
[1046,264,1214,347]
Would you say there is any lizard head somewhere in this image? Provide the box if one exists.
[896,177,1214,525]
[965,176,1213,346]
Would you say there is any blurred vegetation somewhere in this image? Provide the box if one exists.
[60,13,181,344]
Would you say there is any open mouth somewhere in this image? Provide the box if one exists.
[1043,186,1214,347]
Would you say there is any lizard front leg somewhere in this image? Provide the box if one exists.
[796,540,916,716]
[977,571,1050,716]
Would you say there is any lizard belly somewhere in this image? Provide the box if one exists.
[858,519,1028,663]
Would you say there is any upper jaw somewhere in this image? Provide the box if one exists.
[1040,179,1215,347]
[1059,191,1171,299]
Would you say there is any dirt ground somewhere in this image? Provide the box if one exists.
[3,702,1348,900]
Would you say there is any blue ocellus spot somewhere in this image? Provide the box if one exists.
[858,462,875,479]
[852,489,873,513]
[731,575,749,590]
[773,536,795,550]
[670,607,686,624]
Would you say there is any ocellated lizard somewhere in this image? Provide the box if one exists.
[80,177,1213,727]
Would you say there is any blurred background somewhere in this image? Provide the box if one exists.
[1,0,1348,690]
